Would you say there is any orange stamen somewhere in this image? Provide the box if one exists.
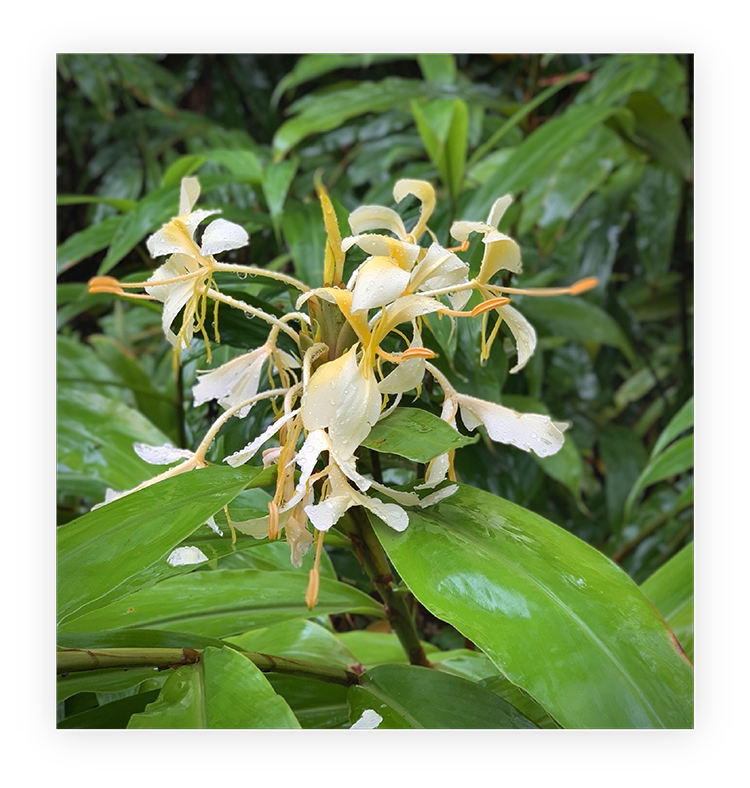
[470,297,512,317]
[268,501,280,541]
[568,276,599,295]
[400,347,436,360]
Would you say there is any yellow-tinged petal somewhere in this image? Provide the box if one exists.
[496,304,537,373]
[348,205,407,239]
[342,234,420,270]
[351,256,410,312]
[179,176,201,216]
[393,179,435,242]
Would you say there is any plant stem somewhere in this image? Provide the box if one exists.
[56,647,360,686]
[342,507,431,668]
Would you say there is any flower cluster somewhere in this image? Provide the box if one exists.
[89,176,596,607]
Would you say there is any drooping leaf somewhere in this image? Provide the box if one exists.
[60,569,384,638]
[348,664,536,729]
[57,465,269,626]
[362,407,478,463]
[128,646,300,728]
[372,484,694,728]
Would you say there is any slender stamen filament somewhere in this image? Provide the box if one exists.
[377,347,436,363]
[88,269,205,292]
[484,276,599,297]
[440,296,512,318]
[206,289,301,343]
[211,262,311,292]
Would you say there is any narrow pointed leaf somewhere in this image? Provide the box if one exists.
[371,484,694,728]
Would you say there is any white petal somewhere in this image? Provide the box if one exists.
[351,257,410,312]
[409,244,468,293]
[179,176,201,216]
[458,395,566,457]
[357,493,409,532]
[232,509,291,538]
[200,218,249,256]
[497,304,537,373]
[368,480,420,507]
[478,233,522,281]
[348,205,407,239]
[133,443,195,465]
[417,453,450,488]
[449,220,492,243]
[342,234,420,269]
[418,484,458,507]
[286,514,313,568]
[193,349,266,407]
[224,411,298,467]
[487,194,513,228]
[382,295,443,331]
[350,709,383,730]
[167,546,208,567]
[378,357,425,395]
[305,494,352,532]
[144,254,198,303]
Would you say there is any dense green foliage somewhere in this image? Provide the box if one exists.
[57,54,693,729]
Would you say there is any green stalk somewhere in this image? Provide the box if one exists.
[57,647,360,687]
[342,508,431,668]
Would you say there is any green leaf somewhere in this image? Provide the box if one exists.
[653,397,694,457]
[641,543,694,662]
[273,78,448,158]
[599,425,649,532]
[266,674,350,729]
[519,295,635,362]
[634,165,683,281]
[59,690,160,729]
[622,92,693,179]
[501,395,583,501]
[228,619,357,670]
[57,194,136,211]
[465,105,630,217]
[412,98,468,200]
[128,646,300,728]
[281,199,326,284]
[348,664,536,729]
[60,569,384,638]
[262,157,298,228]
[361,407,478,463]
[335,630,438,667]
[372,484,694,728]
[416,54,456,84]
[272,54,411,105]
[57,386,171,500]
[162,154,207,187]
[57,666,164,704]
[625,435,694,518]
[480,674,559,728]
[57,628,229,651]
[57,465,267,626]
[56,216,121,276]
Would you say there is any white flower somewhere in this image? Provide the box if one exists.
[350,709,383,730]
[193,345,271,417]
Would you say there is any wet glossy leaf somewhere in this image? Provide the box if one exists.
[372,484,694,728]
[128,646,300,728]
[57,666,164,704]
[362,407,478,463]
[520,295,635,362]
[61,569,384,638]
[58,465,268,626]
[228,619,358,670]
[348,664,536,729]
[266,673,350,729]
[59,690,160,729]
[335,630,438,668]
[641,543,694,662]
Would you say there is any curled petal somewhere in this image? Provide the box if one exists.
[133,443,195,465]
[409,243,469,294]
[348,205,407,239]
[193,346,270,414]
[224,411,299,467]
[342,234,420,269]
[351,256,411,312]
[497,304,536,373]
[487,194,513,228]
[146,210,219,259]
[393,179,435,241]
[179,176,201,216]
[418,484,459,508]
[478,233,522,281]
[457,394,566,457]
[200,218,249,256]
[449,220,492,243]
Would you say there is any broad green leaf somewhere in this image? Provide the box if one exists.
[57,465,268,625]
[480,674,559,729]
[274,78,451,158]
[57,386,171,500]
[57,194,136,211]
[203,148,264,181]
[281,199,326,284]
[61,569,384,638]
[625,435,694,518]
[348,664,536,729]
[129,646,300,728]
[361,407,478,463]
[266,674,350,729]
[161,154,207,186]
[634,165,683,281]
[228,619,358,670]
[465,105,630,217]
[653,397,694,456]
[56,215,121,276]
[57,629,229,651]
[211,535,336,579]
[335,630,438,667]
[59,690,160,729]
[412,98,468,200]
[57,666,164,704]
[272,54,411,105]
[262,158,298,228]
[519,295,635,362]
[501,395,583,501]
[641,543,694,662]
[430,649,500,682]
[600,425,649,532]
[416,54,456,84]
[623,92,693,179]
[372,484,694,728]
